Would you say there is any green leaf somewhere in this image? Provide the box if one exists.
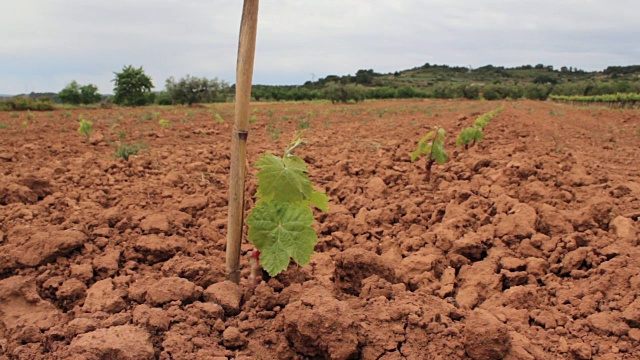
[304,191,329,212]
[418,131,435,145]
[474,128,484,142]
[255,153,314,203]
[246,201,318,276]
[411,141,431,162]
[431,140,448,164]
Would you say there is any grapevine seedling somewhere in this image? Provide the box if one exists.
[458,106,504,149]
[114,141,146,160]
[215,114,224,123]
[456,126,483,149]
[411,127,448,181]
[158,119,170,128]
[78,115,93,142]
[245,132,329,278]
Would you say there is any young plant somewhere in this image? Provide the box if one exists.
[474,106,504,129]
[245,133,329,278]
[267,120,281,140]
[114,141,146,160]
[456,126,483,149]
[215,113,224,123]
[298,119,310,129]
[78,115,93,142]
[411,127,448,181]
[249,115,258,124]
[158,119,170,128]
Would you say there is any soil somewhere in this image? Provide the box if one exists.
[1,99,639,360]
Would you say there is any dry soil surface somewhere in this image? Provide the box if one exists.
[1,100,639,359]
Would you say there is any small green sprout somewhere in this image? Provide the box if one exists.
[78,115,93,142]
[411,127,448,181]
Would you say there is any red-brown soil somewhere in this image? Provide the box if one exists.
[1,100,639,359]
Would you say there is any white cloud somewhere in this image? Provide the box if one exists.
[1,0,639,94]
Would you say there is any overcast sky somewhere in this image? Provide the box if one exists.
[2,0,639,94]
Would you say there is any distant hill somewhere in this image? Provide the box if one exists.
[305,64,640,90]
[251,63,640,102]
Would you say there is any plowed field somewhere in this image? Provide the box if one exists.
[1,99,639,359]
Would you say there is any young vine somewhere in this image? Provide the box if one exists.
[246,133,329,277]
[410,126,448,180]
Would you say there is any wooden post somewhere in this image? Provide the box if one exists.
[226,0,259,283]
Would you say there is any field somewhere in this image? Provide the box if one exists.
[1,99,640,359]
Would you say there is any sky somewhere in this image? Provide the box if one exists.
[1,0,639,95]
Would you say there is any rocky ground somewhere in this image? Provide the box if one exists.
[0,100,639,359]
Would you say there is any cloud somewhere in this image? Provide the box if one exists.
[1,0,638,94]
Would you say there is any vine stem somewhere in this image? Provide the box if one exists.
[425,126,441,181]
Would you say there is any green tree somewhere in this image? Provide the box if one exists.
[59,81,102,104]
[80,84,102,104]
[58,81,82,104]
[165,75,230,105]
[112,65,154,106]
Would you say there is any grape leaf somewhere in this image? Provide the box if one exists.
[246,201,318,276]
[255,153,314,203]
[410,142,430,162]
[456,126,483,146]
[418,131,435,145]
[431,140,448,164]
[303,191,329,213]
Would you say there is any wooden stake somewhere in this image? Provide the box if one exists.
[226,0,259,283]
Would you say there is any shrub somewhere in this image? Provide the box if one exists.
[165,75,230,105]
[324,83,366,104]
[0,96,56,111]
[155,91,173,105]
[523,84,553,100]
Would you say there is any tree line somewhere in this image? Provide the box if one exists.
[53,65,230,107]
[2,63,639,110]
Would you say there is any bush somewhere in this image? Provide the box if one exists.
[155,91,172,105]
[395,86,427,99]
[324,83,366,104]
[461,85,481,100]
[481,85,504,100]
[366,87,397,99]
[112,65,154,106]
[165,75,230,105]
[523,84,553,100]
[0,96,57,111]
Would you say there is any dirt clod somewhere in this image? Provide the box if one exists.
[464,308,512,359]
[69,325,154,360]
[203,280,243,316]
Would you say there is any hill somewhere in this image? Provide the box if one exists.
[250,63,640,102]
[308,63,640,90]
